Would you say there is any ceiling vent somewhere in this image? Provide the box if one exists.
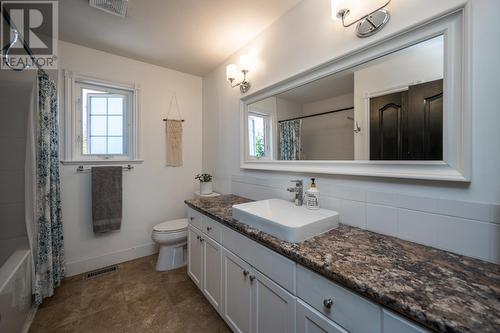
[89,0,128,18]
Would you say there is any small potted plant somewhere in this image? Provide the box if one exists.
[195,173,213,195]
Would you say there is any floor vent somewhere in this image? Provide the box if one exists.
[85,265,118,279]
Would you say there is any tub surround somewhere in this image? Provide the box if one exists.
[185,195,500,333]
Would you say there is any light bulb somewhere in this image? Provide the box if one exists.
[226,64,238,81]
[239,54,252,73]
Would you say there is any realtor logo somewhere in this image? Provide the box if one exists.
[1,1,58,70]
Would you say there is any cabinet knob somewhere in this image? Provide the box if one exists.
[206,226,212,232]
[243,270,249,277]
[190,217,194,221]
[200,237,204,242]
[249,275,255,283]
[323,298,334,309]
[196,235,200,240]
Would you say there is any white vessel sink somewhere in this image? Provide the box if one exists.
[232,199,339,243]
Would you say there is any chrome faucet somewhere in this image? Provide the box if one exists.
[287,180,303,206]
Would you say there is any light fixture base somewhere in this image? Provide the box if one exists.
[356,9,390,38]
[336,8,350,20]
[239,81,251,94]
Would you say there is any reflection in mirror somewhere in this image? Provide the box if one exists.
[246,35,444,161]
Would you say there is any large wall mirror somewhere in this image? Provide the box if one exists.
[241,9,470,181]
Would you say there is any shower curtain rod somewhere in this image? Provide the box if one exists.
[278,106,354,123]
[1,7,45,71]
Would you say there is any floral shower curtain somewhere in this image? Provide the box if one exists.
[279,119,302,160]
[34,70,64,305]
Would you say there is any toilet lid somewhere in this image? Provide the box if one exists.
[153,218,188,233]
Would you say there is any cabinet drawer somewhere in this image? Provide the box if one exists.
[297,265,382,333]
[202,217,222,243]
[187,207,203,230]
[221,225,296,293]
[383,309,429,333]
[296,299,348,333]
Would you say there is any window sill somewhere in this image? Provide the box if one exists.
[60,159,144,166]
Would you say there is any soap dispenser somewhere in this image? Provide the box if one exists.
[305,178,320,210]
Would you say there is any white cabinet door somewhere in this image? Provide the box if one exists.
[296,300,348,333]
[252,269,296,333]
[188,225,203,289]
[222,248,253,333]
[202,235,222,312]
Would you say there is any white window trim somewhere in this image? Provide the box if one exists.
[246,109,273,160]
[61,70,143,165]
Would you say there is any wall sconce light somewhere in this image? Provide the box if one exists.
[331,0,391,38]
[226,55,252,93]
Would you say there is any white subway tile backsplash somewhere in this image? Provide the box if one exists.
[329,185,366,202]
[340,199,366,228]
[490,204,500,224]
[366,191,400,206]
[396,209,438,247]
[232,181,289,202]
[434,199,491,222]
[397,194,439,213]
[366,204,398,237]
[319,195,342,212]
[232,182,251,199]
[434,215,492,261]
[230,175,499,264]
[489,224,500,264]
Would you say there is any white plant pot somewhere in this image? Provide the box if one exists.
[200,181,213,195]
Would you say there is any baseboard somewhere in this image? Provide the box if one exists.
[21,305,37,333]
[65,242,158,277]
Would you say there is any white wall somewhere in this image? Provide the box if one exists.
[301,94,354,160]
[58,42,202,276]
[202,0,500,263]
[276,97,302,121]
[0,81,31,248]
[353,36,443,159]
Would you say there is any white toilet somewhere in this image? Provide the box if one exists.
[151,218,188,271]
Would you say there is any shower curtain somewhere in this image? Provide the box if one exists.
[279,119,302,160]
[33,70,64,305]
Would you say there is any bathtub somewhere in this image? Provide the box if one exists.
[0,238,33,333]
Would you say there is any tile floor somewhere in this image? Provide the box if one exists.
[29,255,232,333]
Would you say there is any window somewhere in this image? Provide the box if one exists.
[63,71,140,163]
[248,112,271,159]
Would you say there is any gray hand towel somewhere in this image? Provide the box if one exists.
[91,166,122,233]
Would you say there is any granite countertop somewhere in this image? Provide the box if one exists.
[185,195,500,333]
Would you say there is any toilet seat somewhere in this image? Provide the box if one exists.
[153,218,188,233]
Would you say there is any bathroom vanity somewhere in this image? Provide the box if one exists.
[185,195,499,333]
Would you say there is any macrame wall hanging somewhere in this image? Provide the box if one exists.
[163,93,184,167]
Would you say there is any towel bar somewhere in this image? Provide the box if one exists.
[162,118,185,122]
[76,165,134,172]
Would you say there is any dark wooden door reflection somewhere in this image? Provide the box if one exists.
[370,79,443,161]
[370,92,407,160]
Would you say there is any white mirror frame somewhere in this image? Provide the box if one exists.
[240,7,470,182]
